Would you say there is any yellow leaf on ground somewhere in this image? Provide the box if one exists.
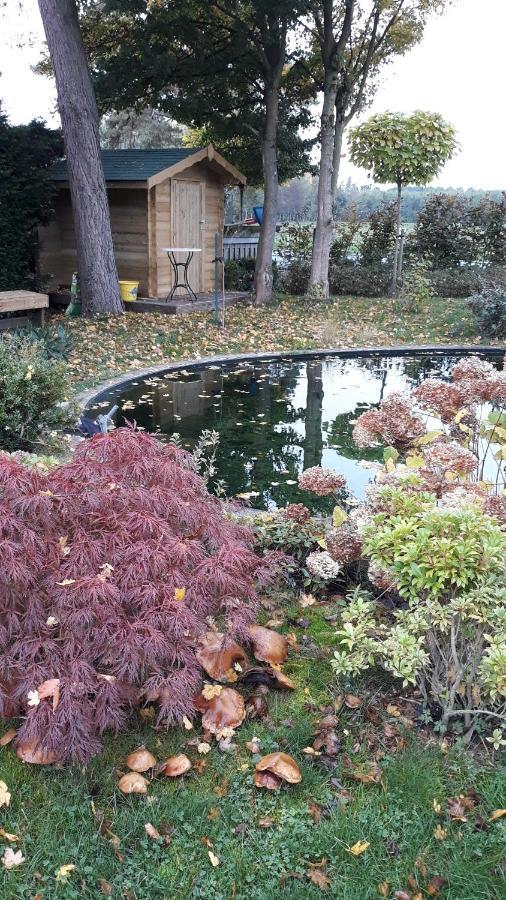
[434,824,447,840]
[489,809,506,821]
[0,828,20,842]
[56,864,76,882]
[347,840,370,856]
[208,850,220,867]
[182,716,193,730]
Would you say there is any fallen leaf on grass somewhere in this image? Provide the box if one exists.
[258,816,275,828]
[394,893,411,900]
[489,809,506,821]
[307,868,332,890]
[0,781,11,808]
[377,883,390,897]
[98,878,113,895]
[144,822,161,840]
[207,807,221,821]
[300,593,316,608]
[434,824,447,840]
[55,863,75,882]
[198,742,212,755]
[427,876,447,895]
[0,728,16,747]
[345,694,362,709]
[308,801,324,824]
[208,850,220,867]
[350,761,383,786]
[2,848,25,869]
[0,828,20,842]
[347,840,370,856]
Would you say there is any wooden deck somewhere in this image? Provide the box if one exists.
[49,290,250,316]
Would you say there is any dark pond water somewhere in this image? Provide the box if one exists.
[87,351,502,511]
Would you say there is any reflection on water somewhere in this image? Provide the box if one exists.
[87,352,502,511]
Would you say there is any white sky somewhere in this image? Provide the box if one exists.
[0,0,504,190]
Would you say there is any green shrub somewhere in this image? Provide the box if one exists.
[331,494,506,738]
[329,264,390,297]
[428,267,483,298]
[0,334,77,452]
[398,259,435,311]
[224,257,256,292]
[468,282,506,338]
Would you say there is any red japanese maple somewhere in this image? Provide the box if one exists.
[0,429,278,763]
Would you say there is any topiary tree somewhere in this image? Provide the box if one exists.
[348,111,458,293]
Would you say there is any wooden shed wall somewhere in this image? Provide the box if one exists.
[39,186,149,294]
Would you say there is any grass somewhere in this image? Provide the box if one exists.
[55,293,485,394]
[1,593,504,899]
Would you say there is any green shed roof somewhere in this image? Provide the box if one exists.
[50,148,201,182]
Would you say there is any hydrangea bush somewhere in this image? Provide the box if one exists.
[294,354,506,739]
[0,428,279,763]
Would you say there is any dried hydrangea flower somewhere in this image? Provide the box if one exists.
[283,503,311,524]
[484,493,506,527]
[352,393,426,451]
[298,466,346,496]
[424,440,478,476]
[451,357,504,404]
[306,551,341,581]
[326,524,363,564]
[368,561,397,593]
[413,379,463,422]
[451,357,497,383]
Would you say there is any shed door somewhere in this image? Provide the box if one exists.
[171,179,203,294]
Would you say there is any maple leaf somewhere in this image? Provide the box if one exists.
[307,868,332,890]
[2,848,25,869]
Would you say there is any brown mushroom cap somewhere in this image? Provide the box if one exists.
[163,753,192,777]
[125,748,157,772]
[196,631,249,682]
[255,752,302,784]
[248,625,288,666]
[16,739,58,765]
[195,687,245,734]
[118,772,149,794]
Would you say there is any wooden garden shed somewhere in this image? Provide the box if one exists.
[39,146,246,299]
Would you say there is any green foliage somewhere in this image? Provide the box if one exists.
[0,106,63,291]
[468,282,506,339]
[0,333,77,452]
[359,201,397,267]
[408,192,506,269]
[398,259,435,312]
[332,492,506,733]
[348,111,458,190]
[224,258,257,292]
[329,205,362,264]
[328,264,390,298]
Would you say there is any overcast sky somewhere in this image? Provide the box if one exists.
[1,0,504,190]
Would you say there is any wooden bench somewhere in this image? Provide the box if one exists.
[0,291,49,330]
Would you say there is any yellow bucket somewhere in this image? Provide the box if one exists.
[119,280,139,302]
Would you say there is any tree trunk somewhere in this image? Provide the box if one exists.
[38,0,123,317]
[390,180,403,296]
[308,71,339,301]
[303,362,324,469]
[253,85,280,306]
[330,116,345,200]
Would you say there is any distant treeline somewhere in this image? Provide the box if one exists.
[226,177,506,225]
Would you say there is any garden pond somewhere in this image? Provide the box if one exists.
[87,349,503,511]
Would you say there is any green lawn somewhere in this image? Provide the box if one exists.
[1,592,504,899]
[56,294,484,394]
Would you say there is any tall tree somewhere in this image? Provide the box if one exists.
[349,110,457,292]
[37,0,123,316]
[306,0,451,300]
[75,0,313,305]
[100,108,183,149]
